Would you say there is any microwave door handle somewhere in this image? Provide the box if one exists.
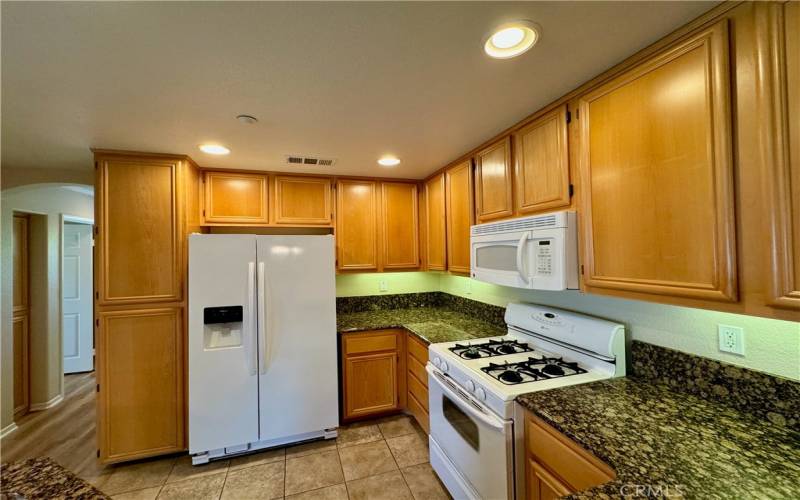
[426,364,505,431]
[516,233,530,284]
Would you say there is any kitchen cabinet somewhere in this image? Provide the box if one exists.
[424,173,447,270]
[577,20,737,302]
[405,333,429,433]
[203,171,269,225]
[474,137,513,222]
[273,175,333,226]
[336,179,379,270]
[524,410,614,500]
[341,330,404,421]
[445,160,474,274]
[514,105,571,215]
[764,1,800,309]
[381,182,420,269]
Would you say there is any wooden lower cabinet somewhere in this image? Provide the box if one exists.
[405,333,429,433]
[524,410,614,500]
[96,307,185,463]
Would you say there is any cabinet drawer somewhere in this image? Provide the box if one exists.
[407,355,428,389]
[526,415,614,492]
[407,334,429,364]
[344,331,398,355]
[408,371,428,411]
[407,391,429,434]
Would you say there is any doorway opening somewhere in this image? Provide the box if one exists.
[62,217,94,374]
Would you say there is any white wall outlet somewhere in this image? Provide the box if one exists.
[378,279,388,292]
[718,325,745,356]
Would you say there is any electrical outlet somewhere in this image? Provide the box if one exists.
[378,279,388,292]
[718,325,745,356]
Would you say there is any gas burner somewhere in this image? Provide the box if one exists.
[449,339,534,359]
[480,356,587,385]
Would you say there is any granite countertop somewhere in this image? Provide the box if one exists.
[337,306,506,344]
[0,457,109,499]
[516,377,800,499]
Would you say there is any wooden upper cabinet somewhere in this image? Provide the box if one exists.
[765,1,800,309]
[475,137,513,222]
[336,179,379,270]
[382,182,420,269]
[445,160,474,274]
[514,105,571,215]
[274,175,333,225]
[97,156,182,304]
[97,307,184,463]
[577,20,737,301]
[425,173,447,270]
[203,171,268,225]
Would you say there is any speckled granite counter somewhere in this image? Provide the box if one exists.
[517,342,800,499]
[0,457,109,499]
[337,306,505,344]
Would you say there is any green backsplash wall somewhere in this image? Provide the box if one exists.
[335,273,800,381]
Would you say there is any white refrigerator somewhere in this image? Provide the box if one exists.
[188,234,338,464]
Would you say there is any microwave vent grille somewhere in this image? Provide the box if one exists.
[471,214,558,235]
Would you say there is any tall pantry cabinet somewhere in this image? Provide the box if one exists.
[94,150,200,463]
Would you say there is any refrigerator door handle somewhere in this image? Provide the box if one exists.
[257,261,268,375]
[247,262,257,376]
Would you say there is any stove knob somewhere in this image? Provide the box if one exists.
[440,361,448,372]
[433,357,441,367]
[466,380,475,392]
[475,387,486,401]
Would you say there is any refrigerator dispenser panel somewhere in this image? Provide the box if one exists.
[203,306,243,350]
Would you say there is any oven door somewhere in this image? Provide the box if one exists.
[427,364,513,500]
[471,230,534,288]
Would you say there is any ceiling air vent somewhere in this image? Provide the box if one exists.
[285,155,336,167]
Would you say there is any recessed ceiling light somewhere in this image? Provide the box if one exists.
[199,144,230,155]
[237,114,258,124]
[484,21,539,59]
[378,156,401,167]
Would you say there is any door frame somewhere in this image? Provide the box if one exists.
[61,215,95,377]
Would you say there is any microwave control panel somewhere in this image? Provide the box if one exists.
[535,240,553,275]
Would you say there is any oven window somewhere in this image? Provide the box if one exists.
[442,395,480,451]
[475,245,517,272]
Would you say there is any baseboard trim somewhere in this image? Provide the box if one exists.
[1,422,18,438]
[29,393,64,411]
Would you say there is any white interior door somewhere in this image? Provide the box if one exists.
[63,222,93,374]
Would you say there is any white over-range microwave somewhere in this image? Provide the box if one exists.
[470,210,578,290]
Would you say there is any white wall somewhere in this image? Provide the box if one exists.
[1,184,94,430]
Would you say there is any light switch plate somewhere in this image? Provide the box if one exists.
[379,279,388,292]
[718,325,745,356]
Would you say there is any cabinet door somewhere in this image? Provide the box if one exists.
[336,180,379,270]
[343,352,399,419]
[97,307,185,463]
[97,158,182,304]
[527,459,572,500]
[445,161,474,273]
[475,137,513,222]
[425,173,447,270]
[204,171,269,225]
[274,175,333,225]
[382,182,420,269]
[578,20,736,301]
[514,106,571,215]
[765,1,800,308]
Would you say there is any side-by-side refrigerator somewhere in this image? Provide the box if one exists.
[188,234,338,464]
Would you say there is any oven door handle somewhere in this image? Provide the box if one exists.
[516,233,529,284]
[427,364,506,431]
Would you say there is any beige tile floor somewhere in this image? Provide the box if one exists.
[87,415,450,500]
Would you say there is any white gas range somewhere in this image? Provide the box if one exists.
[426,302,626,500]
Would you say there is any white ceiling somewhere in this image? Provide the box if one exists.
[2,1,717,179]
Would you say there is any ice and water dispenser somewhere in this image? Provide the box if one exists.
[203,306,244,349]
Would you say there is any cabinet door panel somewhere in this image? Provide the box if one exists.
[445,161,474,273]
[425,174,447,270]
[204,172,269,224]
[343,352,398,419]
[515,106,571,214]
[13,314,29,418]
[99,159,181,304]
[382,182,420,269]
[527,459,572,500]
[97,307,184,463]
[475,138,513,222]
[336,180,378,270]
[274,175,332,225]
[578,20,736,301]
